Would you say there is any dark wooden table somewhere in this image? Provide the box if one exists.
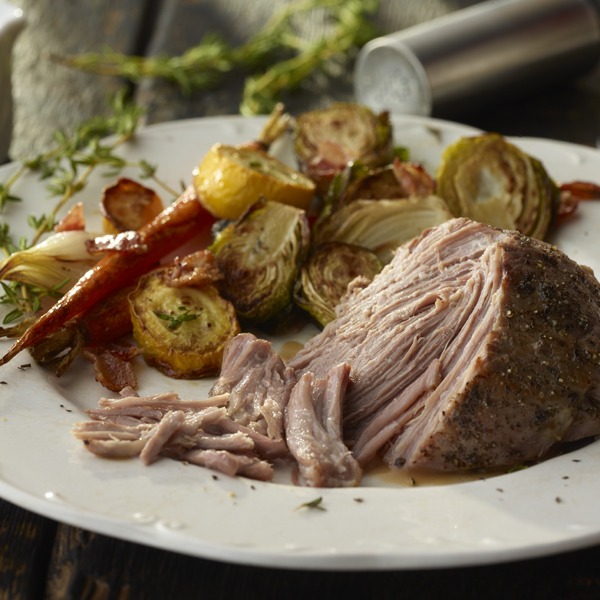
[4,0,600,597]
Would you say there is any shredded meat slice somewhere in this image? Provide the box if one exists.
[140,410,187,465]
[181,449,273,480]
[210,333,295,439]
[73,391,283,481]
[284,364,362,487]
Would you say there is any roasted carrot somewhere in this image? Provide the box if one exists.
[28,284,136,376]
[0,186,209,366]
[80,284,134,344]
[557,180,600,222]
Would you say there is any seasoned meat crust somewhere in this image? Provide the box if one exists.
[401,231,600,471]
[289,218,600,472]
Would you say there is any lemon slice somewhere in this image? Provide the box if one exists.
[193,144,316,220]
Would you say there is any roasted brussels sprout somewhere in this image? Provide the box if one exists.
[210,200,311,323]
[436,133,559,239]
[193,143,315,220]
[342,164,409,203]
[293,102,394,196]
[129,268,240,378]
[323,159,437,221]
[295,242,382,327]
[314,196,453,264]
[345,160,435,203]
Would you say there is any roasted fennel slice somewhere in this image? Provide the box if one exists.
[295,242,382,327]
[314,195,453,264]
[129,268,239,378]
[210,199,311,323]
[436,133,559,239]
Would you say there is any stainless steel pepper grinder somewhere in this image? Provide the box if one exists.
[354,0,600,116]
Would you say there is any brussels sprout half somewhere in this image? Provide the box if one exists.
[322,159,438,223]
[295,242,382,327]
[210,200,311,324]
[436,133,559,239]
[293,102,394,196]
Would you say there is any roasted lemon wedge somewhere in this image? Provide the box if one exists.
[192,144,316,220]
[129,269,240,378]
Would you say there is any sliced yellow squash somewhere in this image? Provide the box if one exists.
[129,269,240,378]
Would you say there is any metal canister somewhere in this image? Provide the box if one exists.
[354,0,600,116]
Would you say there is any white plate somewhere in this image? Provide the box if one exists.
[1,115,600,571]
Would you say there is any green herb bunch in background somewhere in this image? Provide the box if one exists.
[59,0,379,116]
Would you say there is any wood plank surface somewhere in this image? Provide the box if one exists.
[0,501,55,600]
[3,492,600,599]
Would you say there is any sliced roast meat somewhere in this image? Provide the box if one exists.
[74,420,152,458]
[210,333,296,439]
[284,363,362,487]
[289,217,600,472]
[214,418,289,460]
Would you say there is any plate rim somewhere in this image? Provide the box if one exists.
[1,113,600,571]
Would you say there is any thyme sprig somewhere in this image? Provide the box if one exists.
[0,279,64,326]
[0,91,176,325]
[241,0,379,115]
[58,0,379,115]
[0,92,177,242]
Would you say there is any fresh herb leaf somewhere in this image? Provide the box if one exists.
[0,184,21,212]
[154,306,199,330]
[296,496,326,511]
